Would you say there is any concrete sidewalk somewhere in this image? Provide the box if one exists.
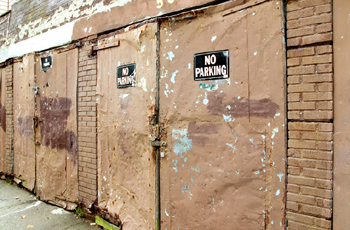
[0,179,99,230]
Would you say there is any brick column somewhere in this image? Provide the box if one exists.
[77,38,98,206]
[5,63,13,175]
[286,0,333,229]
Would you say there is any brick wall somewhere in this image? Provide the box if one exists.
[5,63,12,174]
[77,39,98,206]
[286,0,333,229]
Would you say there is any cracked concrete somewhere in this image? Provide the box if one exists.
[0,179,99,230]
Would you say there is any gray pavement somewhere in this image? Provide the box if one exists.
[0,179,100,230]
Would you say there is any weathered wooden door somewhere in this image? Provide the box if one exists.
[96,23,157,230]
[13,54,36,191]
[34,49,79,209]
[0,67,6,173]
[159,1,286,229]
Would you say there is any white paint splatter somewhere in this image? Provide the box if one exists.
[166,51,175,61]
[254,52,257,56]
[103,176,107,181]
[254,170,260,175]
[188,63,191,69]
[226,105,231,110]
[139,77,147,92]
[211,36,217,42]
[226,143,236,153]
[175,45,179,49]
[140,45,146,52]
[51,208,69,215]
[271,127,279,139]
[165,209,169,217]
[203,92,209,105]
[171,70,178,84]
[277,173,284,182]
[250,138,254,143]
[275,189,280,196]
[223,114,233,122]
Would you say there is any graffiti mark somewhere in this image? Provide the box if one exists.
[199,83,217,90]
[207,93,279,118]
[40,97,77,165]
[18,116,33,137]
[0,103,5,132]
[188,121,218,146]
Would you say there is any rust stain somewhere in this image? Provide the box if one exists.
[207,93,279,118]
[0,103,5,132]
[18,116,33,136]
[40,97,77,165]
[188,121,219,146]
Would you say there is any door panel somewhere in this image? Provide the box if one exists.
[0,67,6,173]
[13,54,36,190]
[97,23,157,230]
[35,49,78,209]
[159,1,286,229]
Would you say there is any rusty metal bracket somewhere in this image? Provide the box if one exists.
[90,41,120,57]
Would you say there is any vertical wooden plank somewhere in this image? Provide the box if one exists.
[13,54,36,190]
[0,67,6,173]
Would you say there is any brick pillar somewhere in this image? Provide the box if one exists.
[5,63,13,175]
[286,0,333,229]
[77,38,98,206]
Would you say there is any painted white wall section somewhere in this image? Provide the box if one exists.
[0,21,74,62]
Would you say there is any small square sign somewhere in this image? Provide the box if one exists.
[41,56,52,72]
[117,64,136,88]
[194,50,229,81]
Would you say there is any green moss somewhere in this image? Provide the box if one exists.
[5,178,12,184]
[75,206,85,217]
[95,216,120,230]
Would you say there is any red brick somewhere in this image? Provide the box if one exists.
[288,84,315,93]
[288,175,316,187]
[287,58,301,67]
[315,179,332,189]
[289,166,301,175]
[315,4,332,14]
[287,37,302,47]
[289,122,317,131]
[301,132,332,141]
[288,93,301,102]
[303,111,333,120]
[286,212,314,225]
[287,0,331,12]
[317,141,333,151]
[317,101,332,110]
[302,33,333,46]
[302,54,332,65]
[288,193,316,205]
[288,184,301,193]
[289,131,301,139]
[289,140,316,149]
[317,63,333,73]
[302,150,332,161]
[288,66,315,75]
[315,218,331,228]
[287,26,315,38]
[288,47,315,58]
[317,45,332,54]
[317,123,333,132]
[288,76,301,84]
[288,102,316,110]
[303,74,332,83]
[316,23,332,33]
[303,168,332,179]
[287,14,332,29]
[287,201,299,212]
[287,220,318,230]
[287,7,315,20]
[288,149,301,158]
[299,203,331,218]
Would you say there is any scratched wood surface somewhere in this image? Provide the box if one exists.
[0,67,6,173]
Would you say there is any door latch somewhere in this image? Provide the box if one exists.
[150,140,167,148]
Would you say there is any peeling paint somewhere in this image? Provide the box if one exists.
[172,129,193,158]
[171,70,178,84]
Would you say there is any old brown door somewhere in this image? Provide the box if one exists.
[13,54,36,191]
[96,23,157,230]
[159,1,286,229]
[34,49,79,209]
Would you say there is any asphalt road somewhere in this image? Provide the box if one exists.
[0,179,99,230]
